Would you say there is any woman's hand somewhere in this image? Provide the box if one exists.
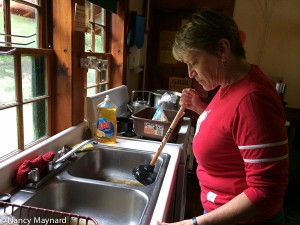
[156,219,194,225]
[180,88,207,115]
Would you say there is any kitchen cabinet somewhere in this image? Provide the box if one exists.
[184,171,204,219]
[284,108,300,213]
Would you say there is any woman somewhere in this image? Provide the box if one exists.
[157,8,288,225]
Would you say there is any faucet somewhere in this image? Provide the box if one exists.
[28,168,40,183]
[60,145,72,156]
[48,139,96,171]
[25,139,97,189]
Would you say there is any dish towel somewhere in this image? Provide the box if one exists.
[126,12,146,49]
[15,152,55,187]
[134,15,146,48]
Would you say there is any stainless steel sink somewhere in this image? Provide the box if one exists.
[8,145,171,225]
[68,147,164,186]
[20,179,148,225]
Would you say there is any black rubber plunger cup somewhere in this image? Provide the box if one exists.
[132,106,185,186]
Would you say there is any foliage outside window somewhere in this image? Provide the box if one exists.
[0,0,51,160]
[84,1,110,97]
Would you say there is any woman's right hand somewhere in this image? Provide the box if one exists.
[180,88,207,115]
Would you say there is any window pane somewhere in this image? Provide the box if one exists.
[22,55,46,99]
[100,84,107,92]
[100,70,107,83]
[87,68,97,86]
[94,6,104,25]
[87,87,97,96]
[95,25,104,53]
[10,2,38,48]
[0,107,18,157]
[22,0,38,5]
[85,23,92,52]
[23,100,47,146]
[85,1,105,53]
[0,55,16,104]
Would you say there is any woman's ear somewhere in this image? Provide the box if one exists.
[217,38,230,59]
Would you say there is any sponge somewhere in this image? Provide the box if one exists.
[77,143,94,151]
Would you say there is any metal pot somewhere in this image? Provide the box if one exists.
[151,90,181,110]
[128,90,151,114]
[117,117,133,133]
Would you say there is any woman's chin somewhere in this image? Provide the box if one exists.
[200,83,210,91]
[201,82,219,92]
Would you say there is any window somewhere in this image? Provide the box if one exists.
[83,54,110,97]
[85,1,107,53]
[84,1,110,97]
[0,0,52,160]
[0,0,39,48]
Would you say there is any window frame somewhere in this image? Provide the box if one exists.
[82,52,111,96]
[1,0,45,48]
[0,0,52,160]
[85,1,108,53]
[83,2,111,97]
[0,0,127,161]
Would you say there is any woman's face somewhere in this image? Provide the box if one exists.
[182,49,223,91]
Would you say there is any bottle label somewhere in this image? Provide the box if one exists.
[96,117,115,138]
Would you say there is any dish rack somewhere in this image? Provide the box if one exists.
[0,201,99,225]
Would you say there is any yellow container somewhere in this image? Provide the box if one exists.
[96,95,117,144]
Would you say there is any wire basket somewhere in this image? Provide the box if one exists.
[0,201,99,225]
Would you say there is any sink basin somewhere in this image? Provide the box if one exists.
[68,147,166,186]
[8,146,171,225]
[19,179,148,225]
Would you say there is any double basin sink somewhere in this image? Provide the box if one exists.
[8,145,170,225]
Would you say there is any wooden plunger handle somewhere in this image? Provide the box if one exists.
[149,106,185,166]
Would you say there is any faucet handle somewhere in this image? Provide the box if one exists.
[62,145,72,152]
[48,161,54,172]
[28,168,40,183]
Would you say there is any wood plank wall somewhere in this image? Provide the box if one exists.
[51,0,128,134]
[52,0,73,133]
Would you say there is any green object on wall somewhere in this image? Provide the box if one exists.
[88,0,117,13]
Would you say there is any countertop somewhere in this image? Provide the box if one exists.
[0,122,181,224]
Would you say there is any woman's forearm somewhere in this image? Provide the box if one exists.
[196,192,257,225]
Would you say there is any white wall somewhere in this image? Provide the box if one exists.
[234,0,300,108]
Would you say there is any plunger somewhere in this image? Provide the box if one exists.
[132,106,185,186]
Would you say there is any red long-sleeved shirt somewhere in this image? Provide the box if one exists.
[193,65,288,223]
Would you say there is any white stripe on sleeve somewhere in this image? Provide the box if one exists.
[243,154,288,163]
[238,139,288,150]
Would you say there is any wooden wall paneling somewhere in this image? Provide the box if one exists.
[52,0,73,133]
[146,9,192,91]
[152,0,235,16]
[145,0,235,92]
[155,67,172,90]
[72,0,85,126]
[110,0,129,88]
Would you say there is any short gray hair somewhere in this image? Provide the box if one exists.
[172,8,246,61]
